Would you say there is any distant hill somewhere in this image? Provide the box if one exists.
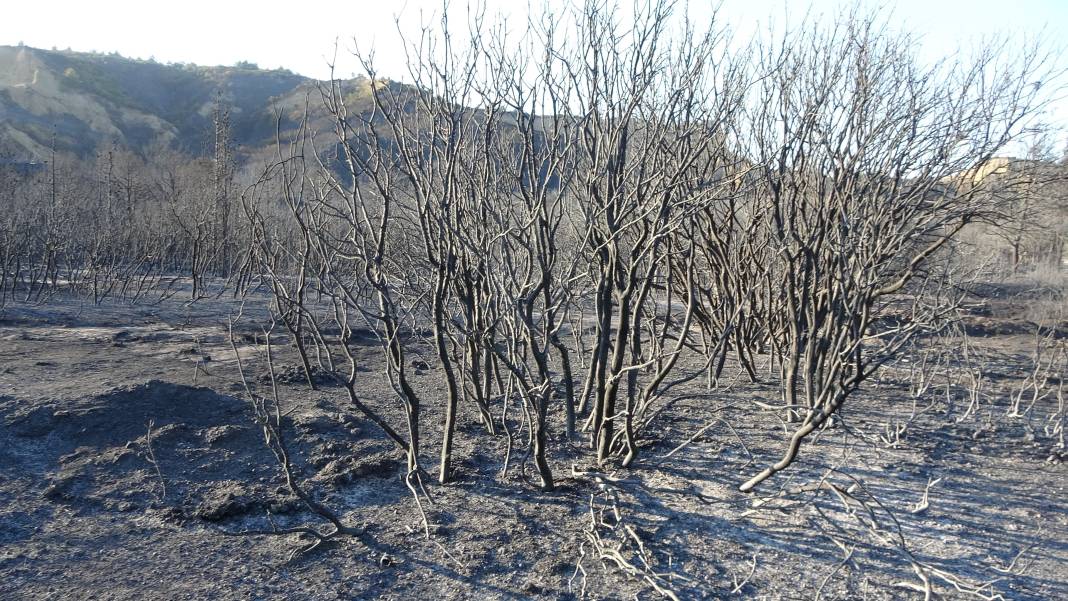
[0,45,358,160]
[0,45,580,184]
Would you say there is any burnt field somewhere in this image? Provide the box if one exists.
[0,282,1064,600]
[2,3,1067,599]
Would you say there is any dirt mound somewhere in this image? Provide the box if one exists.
[258,363,343,387]
[1,381,386,521]
[962,316,1068,338]
[7,380,246,446]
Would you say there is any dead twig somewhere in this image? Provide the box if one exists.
[910,476,942,515]
[143,419,166,502]
[730,553,757,594]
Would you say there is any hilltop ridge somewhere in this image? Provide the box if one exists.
[0,45,336,159]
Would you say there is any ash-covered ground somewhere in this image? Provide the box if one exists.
[0,288,1065,600]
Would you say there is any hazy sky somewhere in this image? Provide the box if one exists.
[2,0,1064,76]
[2,0,1066,133]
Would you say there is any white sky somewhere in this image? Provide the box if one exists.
[2,0,1066,140]
[2,1,1063,77]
